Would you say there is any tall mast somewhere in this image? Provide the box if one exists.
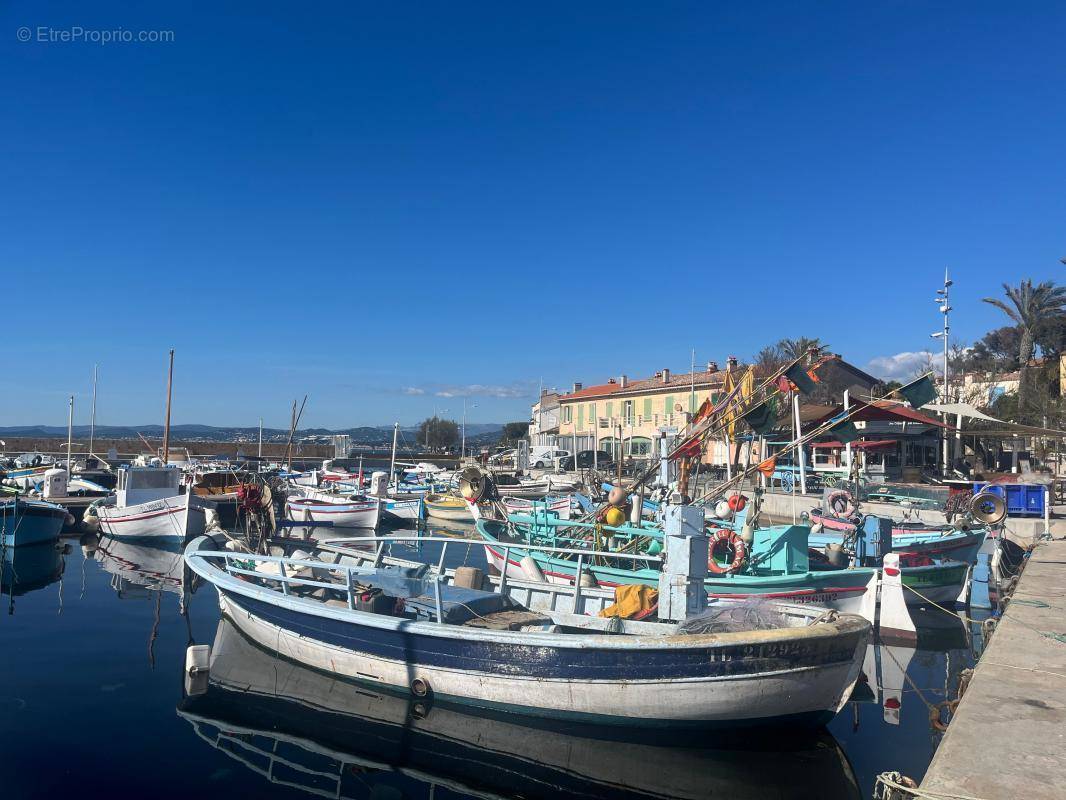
[162,349,175,464]
[88,364,98,458]
[390,422,399,489]
[258,417,263,458]
[67,395,74,471]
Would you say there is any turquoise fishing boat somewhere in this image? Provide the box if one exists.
[478,514,879,617]
[485,503,972,610]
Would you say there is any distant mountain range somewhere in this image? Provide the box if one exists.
[0,422,506,444]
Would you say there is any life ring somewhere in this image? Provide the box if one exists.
[707,528,747,575]
[827,489,855,517]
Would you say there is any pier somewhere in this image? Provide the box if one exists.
[916,535,1066,799]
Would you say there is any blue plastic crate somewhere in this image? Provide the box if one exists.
[973,482,1046,517]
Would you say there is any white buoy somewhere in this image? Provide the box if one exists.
[519,555,546,582]
[184,644,211,697]
[878,553,916,642]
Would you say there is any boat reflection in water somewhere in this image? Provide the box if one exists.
[92,533,193,665]
[2,540,65,611]
[92,534,188,601]
[179,619,862,800]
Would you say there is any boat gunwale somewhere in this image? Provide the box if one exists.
[184,537,869,653]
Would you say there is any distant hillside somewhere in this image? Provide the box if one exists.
[0,422,505,444]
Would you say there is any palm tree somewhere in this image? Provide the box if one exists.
[778,337,826,364]
[983,280,1066,420]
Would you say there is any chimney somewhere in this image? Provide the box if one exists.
[726,356,738,371]
[661,368,670,383]
[706,361,718,374]
[573,382,582,393]
[619,374,628,388]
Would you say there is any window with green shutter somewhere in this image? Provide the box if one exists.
[606,401,613,420]
[664,395,674,415]
[578,404,584,428]
[589,403,596,429]
[643,398,652,419]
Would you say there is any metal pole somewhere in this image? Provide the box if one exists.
[67,395,74,472]
[462,398,466,459]
[844,389,853,475]
[162,349,174,465]
[793,393,808,494]
[88,364,98,458]
[389,422,399,490]
[258,417,263,458]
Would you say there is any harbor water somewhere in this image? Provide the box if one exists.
[1,525,982,799]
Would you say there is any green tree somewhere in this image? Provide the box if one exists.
[983,280,1066,421]
[417,416,459,451]
[500,421,529,444]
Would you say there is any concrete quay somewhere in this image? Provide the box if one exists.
[916,536,1066,800]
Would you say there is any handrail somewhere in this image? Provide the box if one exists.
[316,535,662,564]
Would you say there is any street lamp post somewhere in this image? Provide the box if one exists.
[462,399,477,459]
[931,269,952,475]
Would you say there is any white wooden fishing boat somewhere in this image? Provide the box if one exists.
[184,505,870,727]
[88,464,213,541]
[178,616,862,800]
[286,487,381,528]
[502,495,572,518]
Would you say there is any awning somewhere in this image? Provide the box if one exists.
[856,439,898,450]
[811,439,898,451]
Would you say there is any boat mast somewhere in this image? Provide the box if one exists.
[88,364,98,459]
[258,417,263,458]
[66,395,74,471]
[390,422,399,489]
[162,349,174,465]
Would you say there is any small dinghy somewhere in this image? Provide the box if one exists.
[424,493,474,522]
[184,504,870,727]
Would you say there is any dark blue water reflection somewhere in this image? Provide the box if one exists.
[0,528,980,799]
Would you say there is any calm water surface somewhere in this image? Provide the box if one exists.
[0,526,983,799]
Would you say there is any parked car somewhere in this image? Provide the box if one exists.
[560,450,615,471]
[529,447,570,469]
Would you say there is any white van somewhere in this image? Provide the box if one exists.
[529,446,570,469]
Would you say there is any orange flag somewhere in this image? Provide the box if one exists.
[757,457,776,478]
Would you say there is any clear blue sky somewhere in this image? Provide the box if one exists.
[3,2,1064,428]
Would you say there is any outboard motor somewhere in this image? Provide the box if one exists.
[856,515,892,565]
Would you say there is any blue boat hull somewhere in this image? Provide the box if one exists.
[1,499,66,547]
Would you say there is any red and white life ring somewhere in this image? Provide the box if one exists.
[827,490,856,517]
[707,528,747,575]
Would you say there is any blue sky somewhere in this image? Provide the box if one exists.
[3,2,1064,428]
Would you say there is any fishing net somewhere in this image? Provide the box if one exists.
[678,597,793,635]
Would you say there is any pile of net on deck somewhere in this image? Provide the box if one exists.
[678,597,793,635]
